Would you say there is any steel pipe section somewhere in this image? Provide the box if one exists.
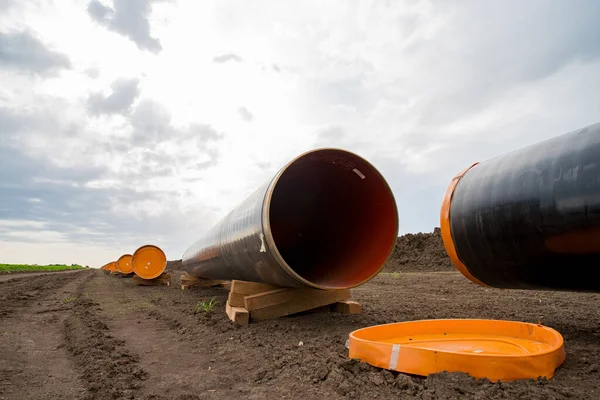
[182,148,399,289]
[441,122,600,292]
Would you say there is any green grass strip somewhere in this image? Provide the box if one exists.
[0,264,86,272]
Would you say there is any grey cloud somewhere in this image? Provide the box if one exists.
[130,99,172,143]
[87,78,140,115]
[0,31,71,74]
[87,0,112,20]
[238,107,253,122]
[315,74,375,112]
[128,100,223,168]
[213,53,242,63]
[187,123,223,143]
[87,0,162,54]
[272,64,281,72]
[0,0,15,10]
[411,1,600,127]
[0,143,107,229]
[0,105,217,255]
[0,107,29,133]
[130,100,222,146]
[315,126,345,147]
[255,162,271,170]
[0,106,64,139]
[193,148,220,170]
[85,66,100,79]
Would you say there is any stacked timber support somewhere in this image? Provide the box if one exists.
[180,273,230,291]
[226,280,361,325]
[133,272,171,286]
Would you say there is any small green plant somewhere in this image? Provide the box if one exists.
[196,297,218,313]
[64,296,78,303]
[392,272,401,279]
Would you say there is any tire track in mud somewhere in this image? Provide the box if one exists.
[0,270,90,399]
[63,272,148,400]
[0,270,88,320]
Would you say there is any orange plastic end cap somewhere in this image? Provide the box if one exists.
[116,254,134,274]
[132,245,167,280]
[349,319,566,382]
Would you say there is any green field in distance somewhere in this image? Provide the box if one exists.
[0,264,86,273]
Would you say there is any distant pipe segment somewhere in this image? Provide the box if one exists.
[182,148,399,289]
[441,122,600,292]
[116,254,133,274]
[132,245,167,280]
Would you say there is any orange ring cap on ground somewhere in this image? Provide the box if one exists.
[349,319,566,382]
[107,261,117,272]
[116,254,134,274]
[439,162,489,287]
[132,245,167,280]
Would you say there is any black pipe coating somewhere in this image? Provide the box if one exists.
[445,122,600,292]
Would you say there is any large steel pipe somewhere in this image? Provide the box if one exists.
[441,121,600,292]
[182,148,399,289]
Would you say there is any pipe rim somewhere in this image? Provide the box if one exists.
[132,244,167,280]
[439,162,489,287]
[261,147,399,290]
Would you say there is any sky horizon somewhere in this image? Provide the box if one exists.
[1,1,599,266]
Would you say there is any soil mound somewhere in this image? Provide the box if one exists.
[384,227,454,272]
[166,259,183,271]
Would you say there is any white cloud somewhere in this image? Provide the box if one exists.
[1,0,599,266]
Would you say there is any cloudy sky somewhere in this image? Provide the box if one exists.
[1,1,599,266]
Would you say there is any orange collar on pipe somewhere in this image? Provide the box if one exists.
[440,162,489,287]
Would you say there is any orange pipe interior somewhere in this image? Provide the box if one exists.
[269,150,398,289]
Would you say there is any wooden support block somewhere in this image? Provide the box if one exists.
[180,274,199,283]
[244,288,298,311]
[110,271,133,278]
[226,300,249,325]
[248,288,351,321]
[228,292,247,308]
[219,281,232,291]
[180,275,228,290]
[331,300,361,314]
[230,280,280,295]
[197,279,229,288]
[133,273,171,286]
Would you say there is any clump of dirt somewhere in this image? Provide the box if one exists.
[384,227,454,272]
[323,358,567,399]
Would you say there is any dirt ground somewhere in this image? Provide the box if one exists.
[1,264,600,399]
[0,269,84,282]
